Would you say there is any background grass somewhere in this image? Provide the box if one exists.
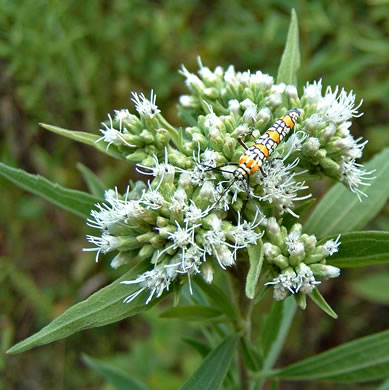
[1,1,389,389]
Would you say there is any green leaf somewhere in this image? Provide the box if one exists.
[240,336,263,372]
[349,272,389,304]
[40,123,124,160]
[260,297,297,369]
[182,338,211,358]
[0,162,100,218]
[77,162,106,198]
[83,354,149,390]
[245,241,264,299]
[271,329,389,382]
[194,277,239,321]
[304,148,389,237]
[7,260,162,354]
[308,288,337,319]
[327,231,389,268]
[160,305,223,321]
[179,334,239,390]
[276,9,300,86]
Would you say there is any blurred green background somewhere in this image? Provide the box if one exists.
[1,1,389,389]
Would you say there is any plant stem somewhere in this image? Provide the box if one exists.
[228,261,255,390]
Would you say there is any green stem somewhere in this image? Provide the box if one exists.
[157,114,181,150]
[228,263,255,390]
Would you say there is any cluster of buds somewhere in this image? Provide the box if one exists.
[97,91,171,165]
[262,218,341,306]
[85,59,372,309]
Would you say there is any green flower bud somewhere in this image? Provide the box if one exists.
[155,128,170,147]
[126,149,148,163]
[204,87,219,99]
[272,254,289,269]
[136,232,158,243]
[138,244,156,260]
[310,264,340,279]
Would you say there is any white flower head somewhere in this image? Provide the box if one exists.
[180,65,205,91]
[131,90,161,119]
[255,158,311,218]
[140,186,166,210]
[136,148,177,183]
[87,187,145,231]
[114,109,132,123]
[184,201,211,225]
[191,145,218,185]
[285,231,305,256]
[231,211,264,259]
[266,270,298,296]
[318,86,363,124]
[340,159,376,202]
[121,265,175,304]
[322,234,342,256]
[84,233,121,262]
[228,99,241,115]
[97,114,135,149]
[303,79,323,103]
[203,228,234,269]
[295,263,321,294]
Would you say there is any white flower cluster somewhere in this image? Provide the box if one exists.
[87,60,374,309]
[263,219,341,301]
[301,80,375,201]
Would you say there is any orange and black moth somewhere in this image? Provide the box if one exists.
[207,108,302,201]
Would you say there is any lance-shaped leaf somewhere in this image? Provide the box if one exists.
[260,297,297,369]
[245,241,264,299]
[179,334,239,390]
[308,288,337,319]
[40,123,124,160]
[83,354,149,390]
[349,272,389,304]
[304,148,389,237]
[0,162,100,218]
[277,9,300,85]
[194,277,239,321]
[7,260,162,354]
[326,231,389,268]
[77,162,107,198]
[270,329,389,382]
[160,305,224,322]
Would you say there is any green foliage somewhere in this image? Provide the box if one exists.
[39,123,124,160]
[83,354,149,390]
[245,241,264,299]
[160,305,224,322]
[0,162,101,218]
[327,231,389,268]
[349,272,389,304]
[277,9,300,86]
[308,289,337,319]
[270,329,389,382]
[2,2,389,390]
[179,335,239,390]
[304,148,389,237]
[7,260,160,354]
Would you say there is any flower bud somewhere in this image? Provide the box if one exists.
[201,263,214,284]
[264,242,281,259]
[126,150,148,163]
[204,87,219,99]
[310,264,340,279]
[179,95,198,108]
[228,99,241,115]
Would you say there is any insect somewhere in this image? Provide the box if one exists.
[206,108,302,207]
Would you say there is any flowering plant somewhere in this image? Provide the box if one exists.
[3,11,389,389]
